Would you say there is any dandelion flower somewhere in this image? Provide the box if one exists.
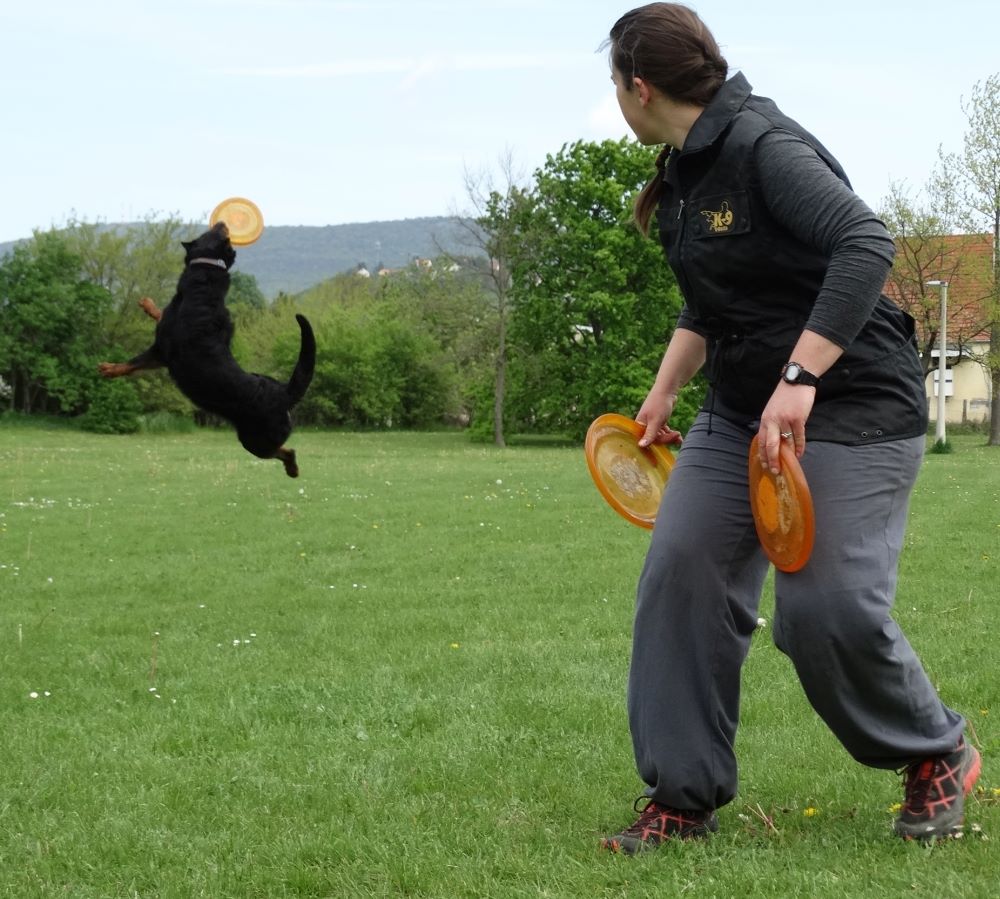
[803,807,818,817]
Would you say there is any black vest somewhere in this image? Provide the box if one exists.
[656,73,927,445]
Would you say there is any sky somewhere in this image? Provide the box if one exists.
[1,0,998,244]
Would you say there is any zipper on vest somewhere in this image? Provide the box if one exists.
[676,199,685,221]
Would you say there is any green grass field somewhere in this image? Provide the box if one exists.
[0,423,997,898]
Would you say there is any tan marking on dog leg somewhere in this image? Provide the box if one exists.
[97,362,136,378]
[138,297,162,321]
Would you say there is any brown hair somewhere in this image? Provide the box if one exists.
[606,3,728,233]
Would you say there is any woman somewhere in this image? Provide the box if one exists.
[601,3,979,853]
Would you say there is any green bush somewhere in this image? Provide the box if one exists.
[78,377,143,434]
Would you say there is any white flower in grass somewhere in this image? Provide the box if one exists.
[28,691,39,699]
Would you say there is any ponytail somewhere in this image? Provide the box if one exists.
[634,145,671,235]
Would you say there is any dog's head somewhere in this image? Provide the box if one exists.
[182,222,237,270]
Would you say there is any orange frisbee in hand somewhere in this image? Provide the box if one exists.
[748,435,815,572]
[585,413,675,529]
[209,196,264,245]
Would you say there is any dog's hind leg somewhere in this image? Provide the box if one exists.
[277,447,299,478]
[138,296,163,321]
[98,346,164,379]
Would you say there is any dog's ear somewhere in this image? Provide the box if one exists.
[181,240,193,252]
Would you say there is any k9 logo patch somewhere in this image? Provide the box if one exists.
[701,201,734,233]
[693,192,749,238]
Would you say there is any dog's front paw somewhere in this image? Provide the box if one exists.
[98,362,122,378]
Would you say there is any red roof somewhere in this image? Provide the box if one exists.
[884,233,994,344]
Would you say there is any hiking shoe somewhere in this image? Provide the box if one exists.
[894,738,981,841]
[601,799,718,854]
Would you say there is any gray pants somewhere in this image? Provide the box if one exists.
[628,411,965,811]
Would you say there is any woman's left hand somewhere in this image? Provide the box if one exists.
[757,382,816,474]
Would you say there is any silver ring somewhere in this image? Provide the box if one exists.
[780,431,793,439]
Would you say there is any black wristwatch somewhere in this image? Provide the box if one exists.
[781,361,820,387]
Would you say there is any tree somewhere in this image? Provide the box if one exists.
[60,216,196,416]
[455,152,533,446]
[292,299,453,429]
[937,74,1000,443]
[504,138,690,438]
[879,180,988,375]
[0,232,112,414]
[61,216,189,346]
[376,260,498,425]
[228,271,267,311]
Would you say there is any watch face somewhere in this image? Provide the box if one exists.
[784,363,802,381]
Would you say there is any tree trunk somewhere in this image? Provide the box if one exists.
[493,312,507,448]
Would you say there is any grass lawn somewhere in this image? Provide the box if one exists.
[0,423,997,898]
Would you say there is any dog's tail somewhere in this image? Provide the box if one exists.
[286,314,315,407]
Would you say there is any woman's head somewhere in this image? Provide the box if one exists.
[607,3,727,107]
[607,3,728,233]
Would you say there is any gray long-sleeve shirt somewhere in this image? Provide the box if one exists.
[754,128,896,349]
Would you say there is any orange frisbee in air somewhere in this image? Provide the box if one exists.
[748,435,815,572]
[209,197,264,245]
[585,413,675,529]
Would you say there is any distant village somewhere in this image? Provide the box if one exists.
[351,255,462,278]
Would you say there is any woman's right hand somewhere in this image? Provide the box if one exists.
[636,389,684,448]
[635,327,706,448]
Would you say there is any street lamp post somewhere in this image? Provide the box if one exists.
[926,280,949,446]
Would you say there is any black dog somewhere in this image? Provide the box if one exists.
[98,222,315,477]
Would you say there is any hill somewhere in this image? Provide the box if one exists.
[0,216,479,298]
[232,216,477,296]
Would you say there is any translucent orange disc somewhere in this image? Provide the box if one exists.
[585,413,675,529]
[748,435,815,572]
[209,197,264,245]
